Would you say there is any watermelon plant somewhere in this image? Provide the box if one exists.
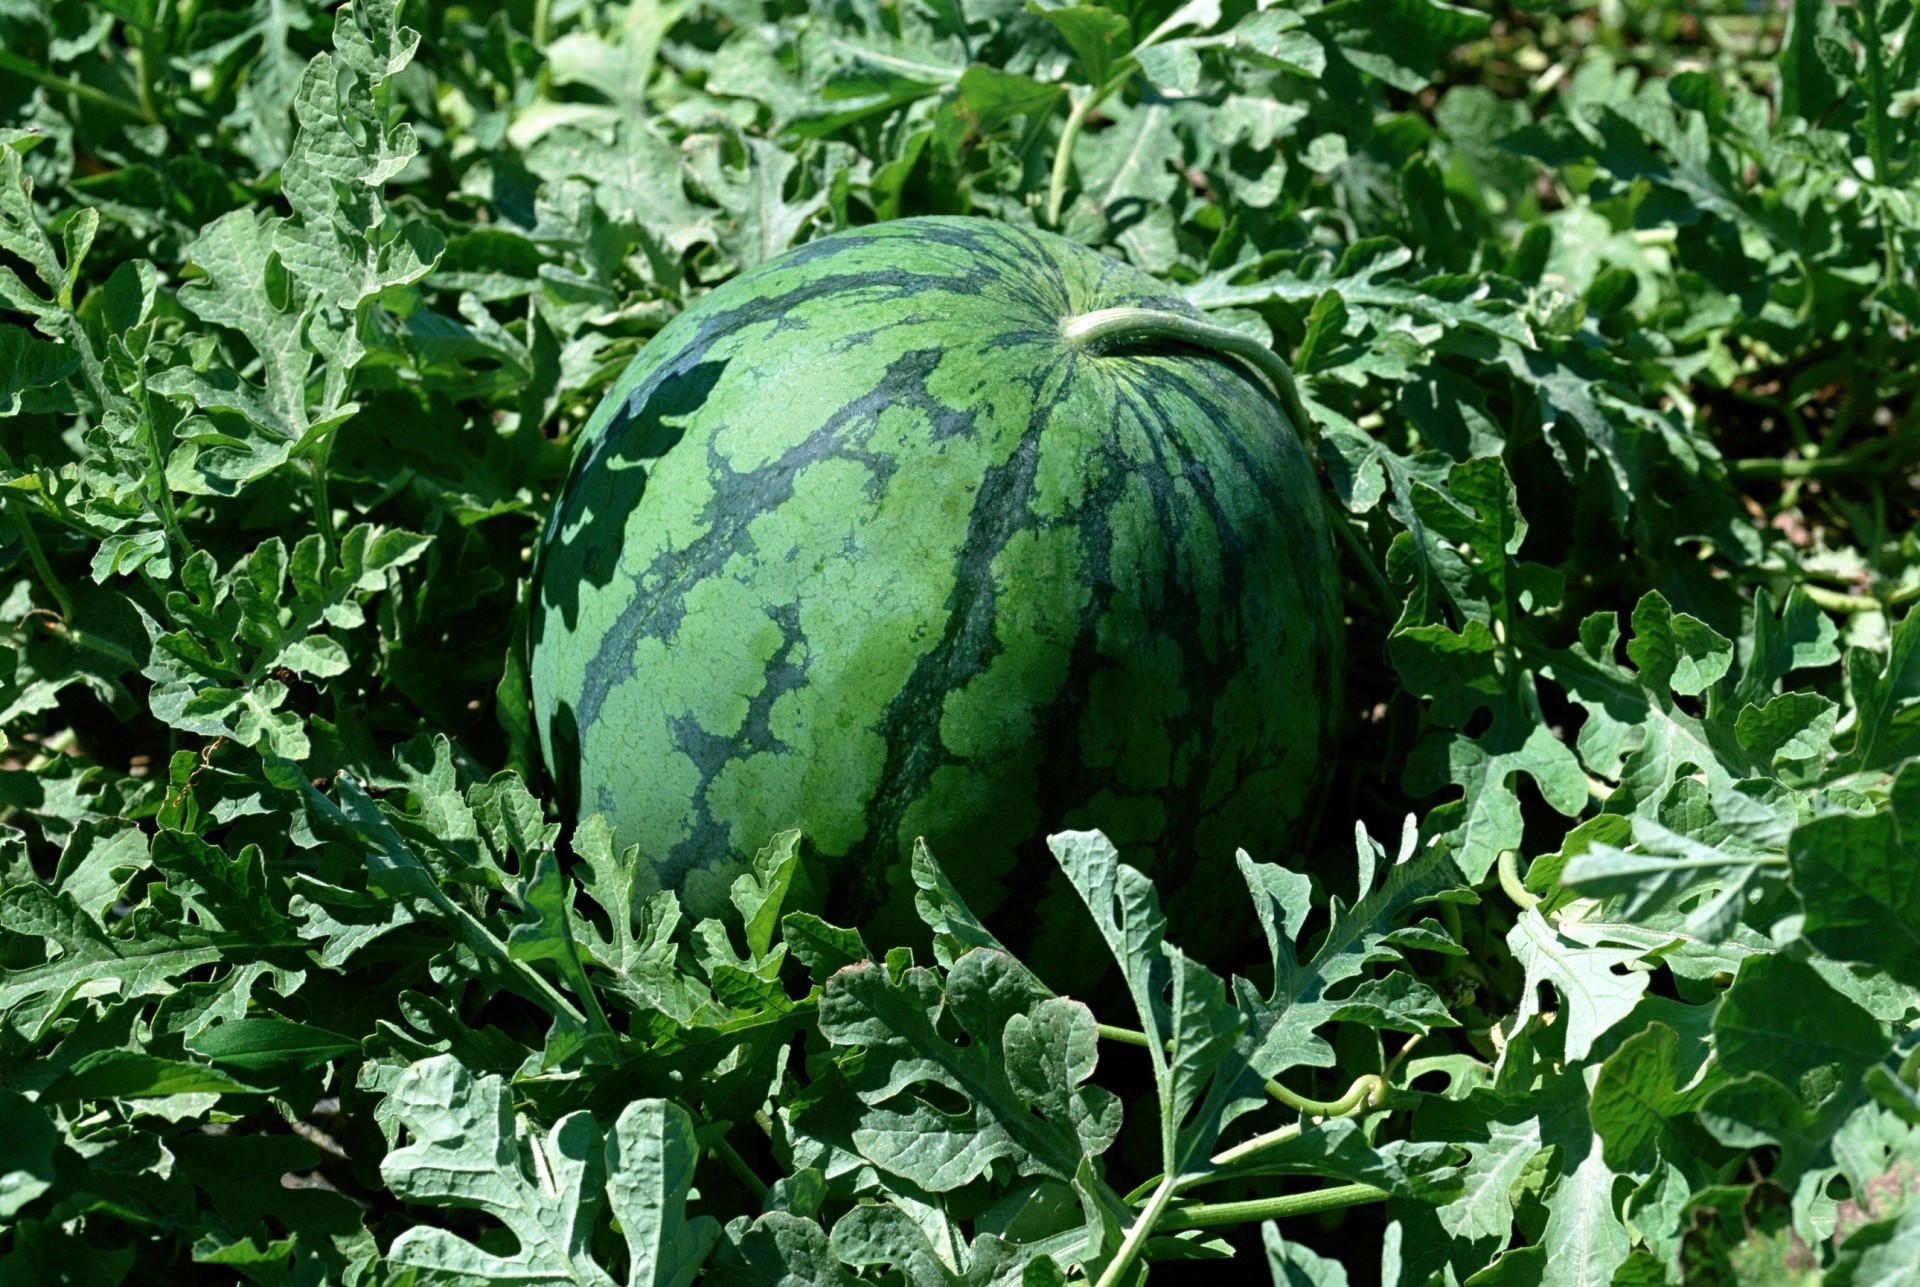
[529,216,1339,958]
[3,1,1920,1285]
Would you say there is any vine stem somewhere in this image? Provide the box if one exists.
[1856,0,1901,287]
[1209,1121,1301,1171]
[8,499,76,623]
[1047,89,1094,227]
[310,432,337,564]
[0,49,154,122]
[1799,583,1919,615]
[1098,1023,1385,1120]
[1046,76,1125,227]
[710,1133,769,1201]
[1323,490,1402,623]
[1269,1071,1382,1119]
[43,621,138,668]
[133,367,190,564]
[1497,849,1538,912]
[129,32,159,125]
[1729,432,1916,480]
[1096,1172,1179,1287]
[1159,1184,1388,1231]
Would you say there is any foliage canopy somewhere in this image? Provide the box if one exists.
[3,0,1920,1284]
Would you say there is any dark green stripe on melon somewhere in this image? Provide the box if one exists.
[530,217,1339,955]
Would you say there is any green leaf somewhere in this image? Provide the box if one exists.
[1735,691,1839,765]
[830,1199,1056,1284]
[1733,587,1841,711]
[1422,1097,1547,1245]
[185,1016,360,1072]
[1317,0,1491,93]
[1588,1023,1689,1173]
[0,1091,59,1218]
[1392,457,1587,880]
[1624,593,1732,699]
[1548,601,1743,821]
[1560,816,1781,936]
[950,65,1062,137]
[1826,1203,1920,1287]
[1029,4,1132,88]
[306,775,593,1032]
[1537,1149,1632,1287]
[380,1055,720,1286]
[39,1048,256,1101]
[1713,955,1889,1093]
[0,326,79,416]
[0,883,241,1038]
[0,147,69,300]
[1790,762,1920,985]
[1051,831,1257,1180]
[53,822,149,927]
[1295,290,1352,376]
[812,945,1111,1189]
[1845,605,1920,772]
[1225,10,1325,79]
[782,912,870,983]
[1266,1225,1351,1287]
[172,211,317,446]
[1238,830,1463,1081]
[1003,997,1125,1161]
[912,838,1029,979]
[607,1099,728,1287]
[1187,240,1532,346]
[731,829,801,962]
[682,131,829,272]
[508,852,616,1041]
[569,813,701,1022]
[1503,910,1650,1063]
[714,1209,855,1285]
[1779,0,1850,123]
[150,830,295,939]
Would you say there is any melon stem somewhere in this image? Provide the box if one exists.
[1060,306,1319,455]
[1064,306,1406,622]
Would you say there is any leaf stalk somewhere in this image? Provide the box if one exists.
[1158,1183,1389,1231]
[1097,1172,1179,1287]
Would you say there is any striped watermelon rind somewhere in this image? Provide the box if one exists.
[530,216,1340,943]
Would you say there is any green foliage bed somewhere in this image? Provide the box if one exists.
[2,1,1918,1283]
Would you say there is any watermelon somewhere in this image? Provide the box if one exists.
[529,217,1340,953]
